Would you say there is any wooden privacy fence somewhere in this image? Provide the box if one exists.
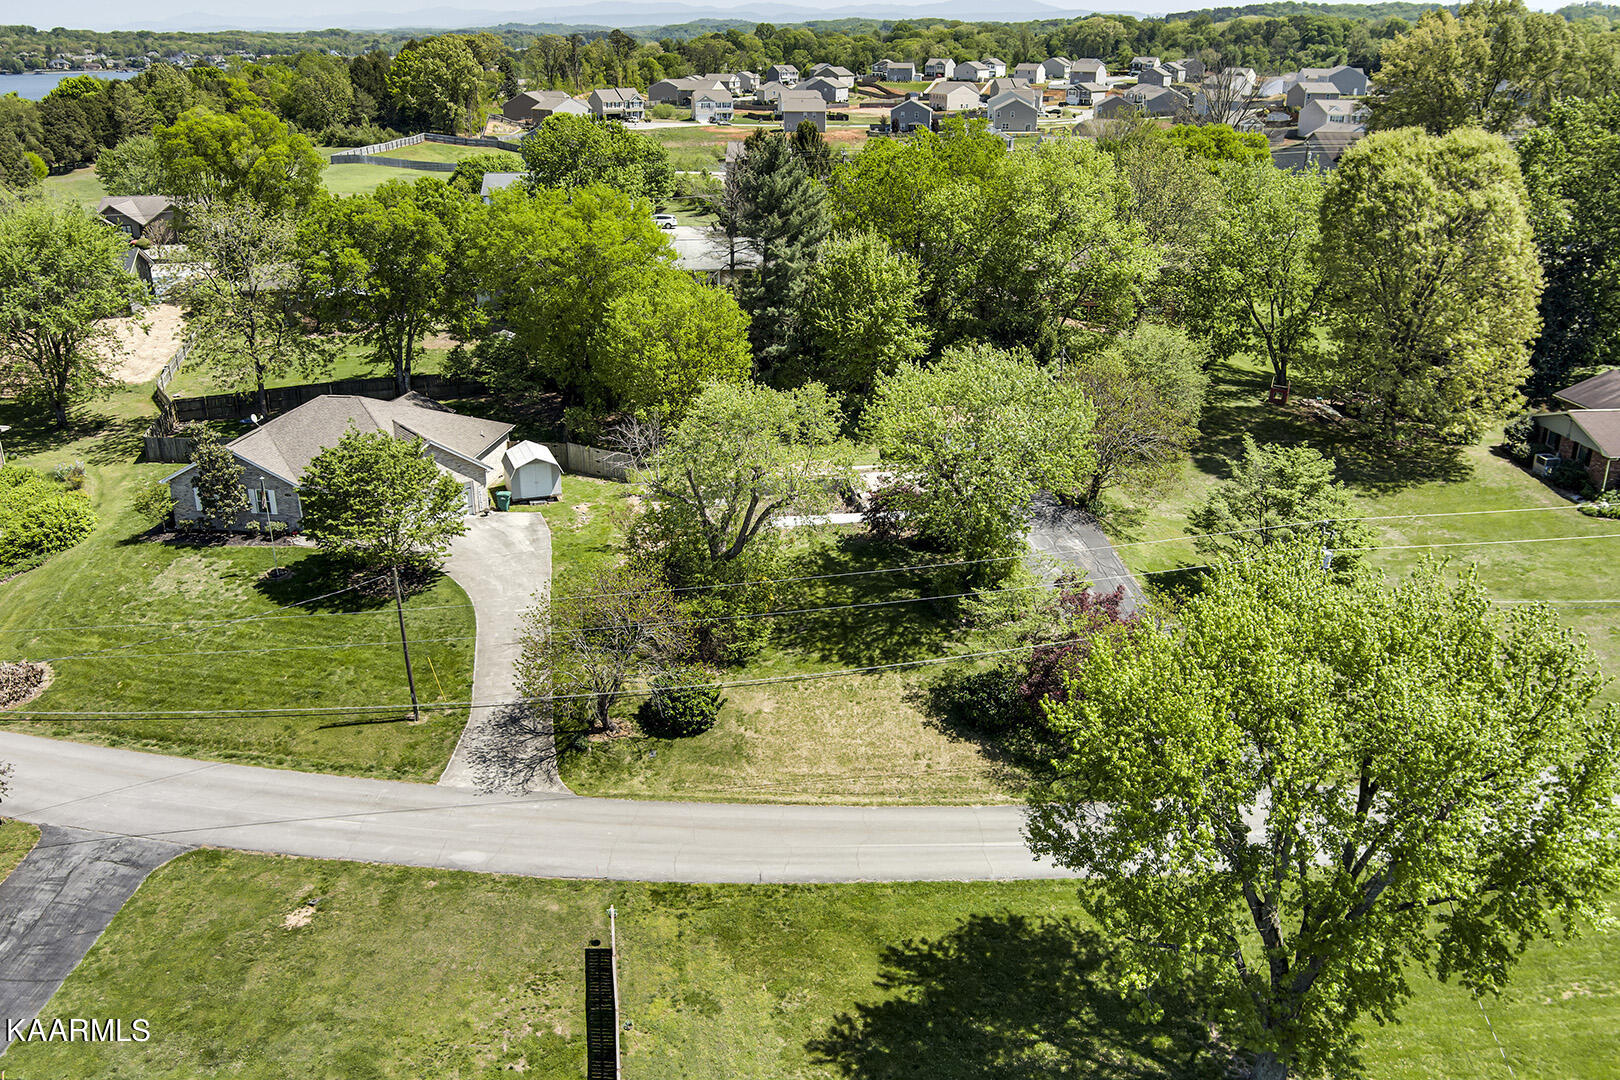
[329,132,525,171]
[543,442,635,481]
[166,373,492,424]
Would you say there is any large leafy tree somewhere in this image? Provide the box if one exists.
[636,380,849,580]
[1515,95,1620,393]
[1190,162,1328,392]
[188,427,248,528]
[1370,0,1588,134]
[154,106,325,211]
[387,35,484,133]
[462,183,673,405]
[1066,323,1208,508]
[1188,434,1373,560]
[93,132,166,196]
[862,344,1096,572]
[0,201,145,426]
[520,114,674,202]
[179,200,330,419]
[794,231,929,400]
[300,178,467,397]
[1027,548,1620,1080]
[592,269,751,421]
[299,429,468,572]
[1319,127,1542,439]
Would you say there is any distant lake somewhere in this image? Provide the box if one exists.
[0,69,138,101]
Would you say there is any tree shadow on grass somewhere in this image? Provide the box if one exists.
[809,914,1240,1080]
[1192,362,1472,496]
[769,533,956,667]
[251,553,421,612]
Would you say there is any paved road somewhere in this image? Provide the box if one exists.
[0,734,1063,884]
[0,825,186,1051]
[439,511,561,794]
[1026,496,1148,614]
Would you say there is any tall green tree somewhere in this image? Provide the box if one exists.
[463,183,674,404]
[724,129,831,368]
[794,231,929,400]
[300,178,467,397]
[520,114,674,202]
[387,35,483,133]
[1319,127,1542,439]
[0,201,145,426]
[180,200,330,419]
[1190,163,1329,392]
[862,344,1096,571]
[299,429,468,572]
[1188,434,1374,560]
[188,427,247,529]
[1027,548,1620,1080]
[591,269,752,421]
[93,132,165,196]
[154,106,325,211]
[1515,95,1620,393]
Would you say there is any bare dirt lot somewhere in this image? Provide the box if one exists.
[102,303,185,384]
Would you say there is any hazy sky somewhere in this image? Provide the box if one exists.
[12,0,1573,34]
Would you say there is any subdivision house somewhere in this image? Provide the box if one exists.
[588,87,646,121]
[98,195,174,241]
[1069,58,1107,82]
[779,90,829,132]
[1013,62,1045,84]
[1137,64,1177,87]
[1130,55,1160,74]
[1294,64,1369,96]
[955,60,991,82]
[693,88,734,122]
[1532,369,1620,490]
[1039,57,1072,83]
[1286,79,1342,109]
[1066,81,1110,106]
[499,90,588,123]
[889,95,935,133]
[809,64,854,81]
[798,76,849,104]
[1272,128,1364,171]
[649,77,725,107]
[1298,98,1368,137]
[764,63,799,85]
[753,80,789,106]
[883,61,917,81]
[987,89,1041,132]
[1095,84,1189,119]
[981,57,1007,77]
[928,81,983,112]
[925,57,956,79]
[980,76,1031,102]
[164,394,516,529]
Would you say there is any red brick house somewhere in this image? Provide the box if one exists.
[1532,369,1620,491]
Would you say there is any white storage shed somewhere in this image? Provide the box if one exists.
[503,441,563,501]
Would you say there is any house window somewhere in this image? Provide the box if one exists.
[1576,444,1593,466]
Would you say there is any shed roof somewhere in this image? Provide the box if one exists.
[503,440,559,471]
[1556,368,1620,410]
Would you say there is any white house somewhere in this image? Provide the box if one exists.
[925,57,956,79]
[1298,98,1368,137]
[982,57,1007,77]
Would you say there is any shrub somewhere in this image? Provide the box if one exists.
[1549,460,1591,492]
[649,103,681,120]
[921,665,1035,738]
[52,461,85,489]
[637,665,724,737]
[1579,501,1620,520]
[1502,414,1536,463]
[131,479,175,525]
[0,467,96,569]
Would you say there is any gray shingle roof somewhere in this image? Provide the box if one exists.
[1570,410,1620,458]
[1557,368,1620,410]
[98,195,173,225]
[221,394,513,483]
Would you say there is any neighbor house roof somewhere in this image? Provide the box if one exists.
[479,172,523,199]
[171,394,514,486]
[1567,410,1620,458]
[779,90,829,112]
[1556,368,1620,410]
[98,195,172,225]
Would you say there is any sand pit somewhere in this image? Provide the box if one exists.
[102,303,186,384]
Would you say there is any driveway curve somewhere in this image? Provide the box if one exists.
[0,734,1062,884]
[439,510,563,794]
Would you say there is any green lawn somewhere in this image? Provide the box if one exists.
[643,125,732,172]
[0,388,476,781]
[0,818,40,884]
[160,341,450,400]
[375,140,520,164]
[4,848,1614,1079]
[40,165,107,209]
[541,481,1032,804]
[1112,354,1620,706]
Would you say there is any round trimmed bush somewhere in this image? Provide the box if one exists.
[637,666,723,738]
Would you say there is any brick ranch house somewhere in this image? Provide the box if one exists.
[163,393,515,530]
[1531,368,1620,491]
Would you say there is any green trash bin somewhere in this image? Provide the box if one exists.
[494,490,512,512]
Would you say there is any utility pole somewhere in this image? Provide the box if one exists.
[392,566,421,723]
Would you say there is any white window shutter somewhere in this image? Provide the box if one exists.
[246,487,259,513]
[266,489,278,515]
[193,485,202,512]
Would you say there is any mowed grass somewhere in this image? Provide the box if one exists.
[40,164,107,209]
[375,140,520,164]
[0,818,40,884]
[5,849,1615,1080]
[1113,354,1620,706]
[159,340,450,399]
[0,388,475,781]
[545,476,1031,804]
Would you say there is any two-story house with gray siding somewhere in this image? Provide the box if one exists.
[164,393,515,530]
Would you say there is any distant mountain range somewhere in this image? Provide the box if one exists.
[89,1,1136,33]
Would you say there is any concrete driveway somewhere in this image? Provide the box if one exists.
[438,510,561,793]
[1025,495,1148,615]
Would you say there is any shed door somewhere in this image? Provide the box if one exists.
[463,481,478,513]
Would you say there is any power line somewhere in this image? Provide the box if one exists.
[0,603,472,636]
